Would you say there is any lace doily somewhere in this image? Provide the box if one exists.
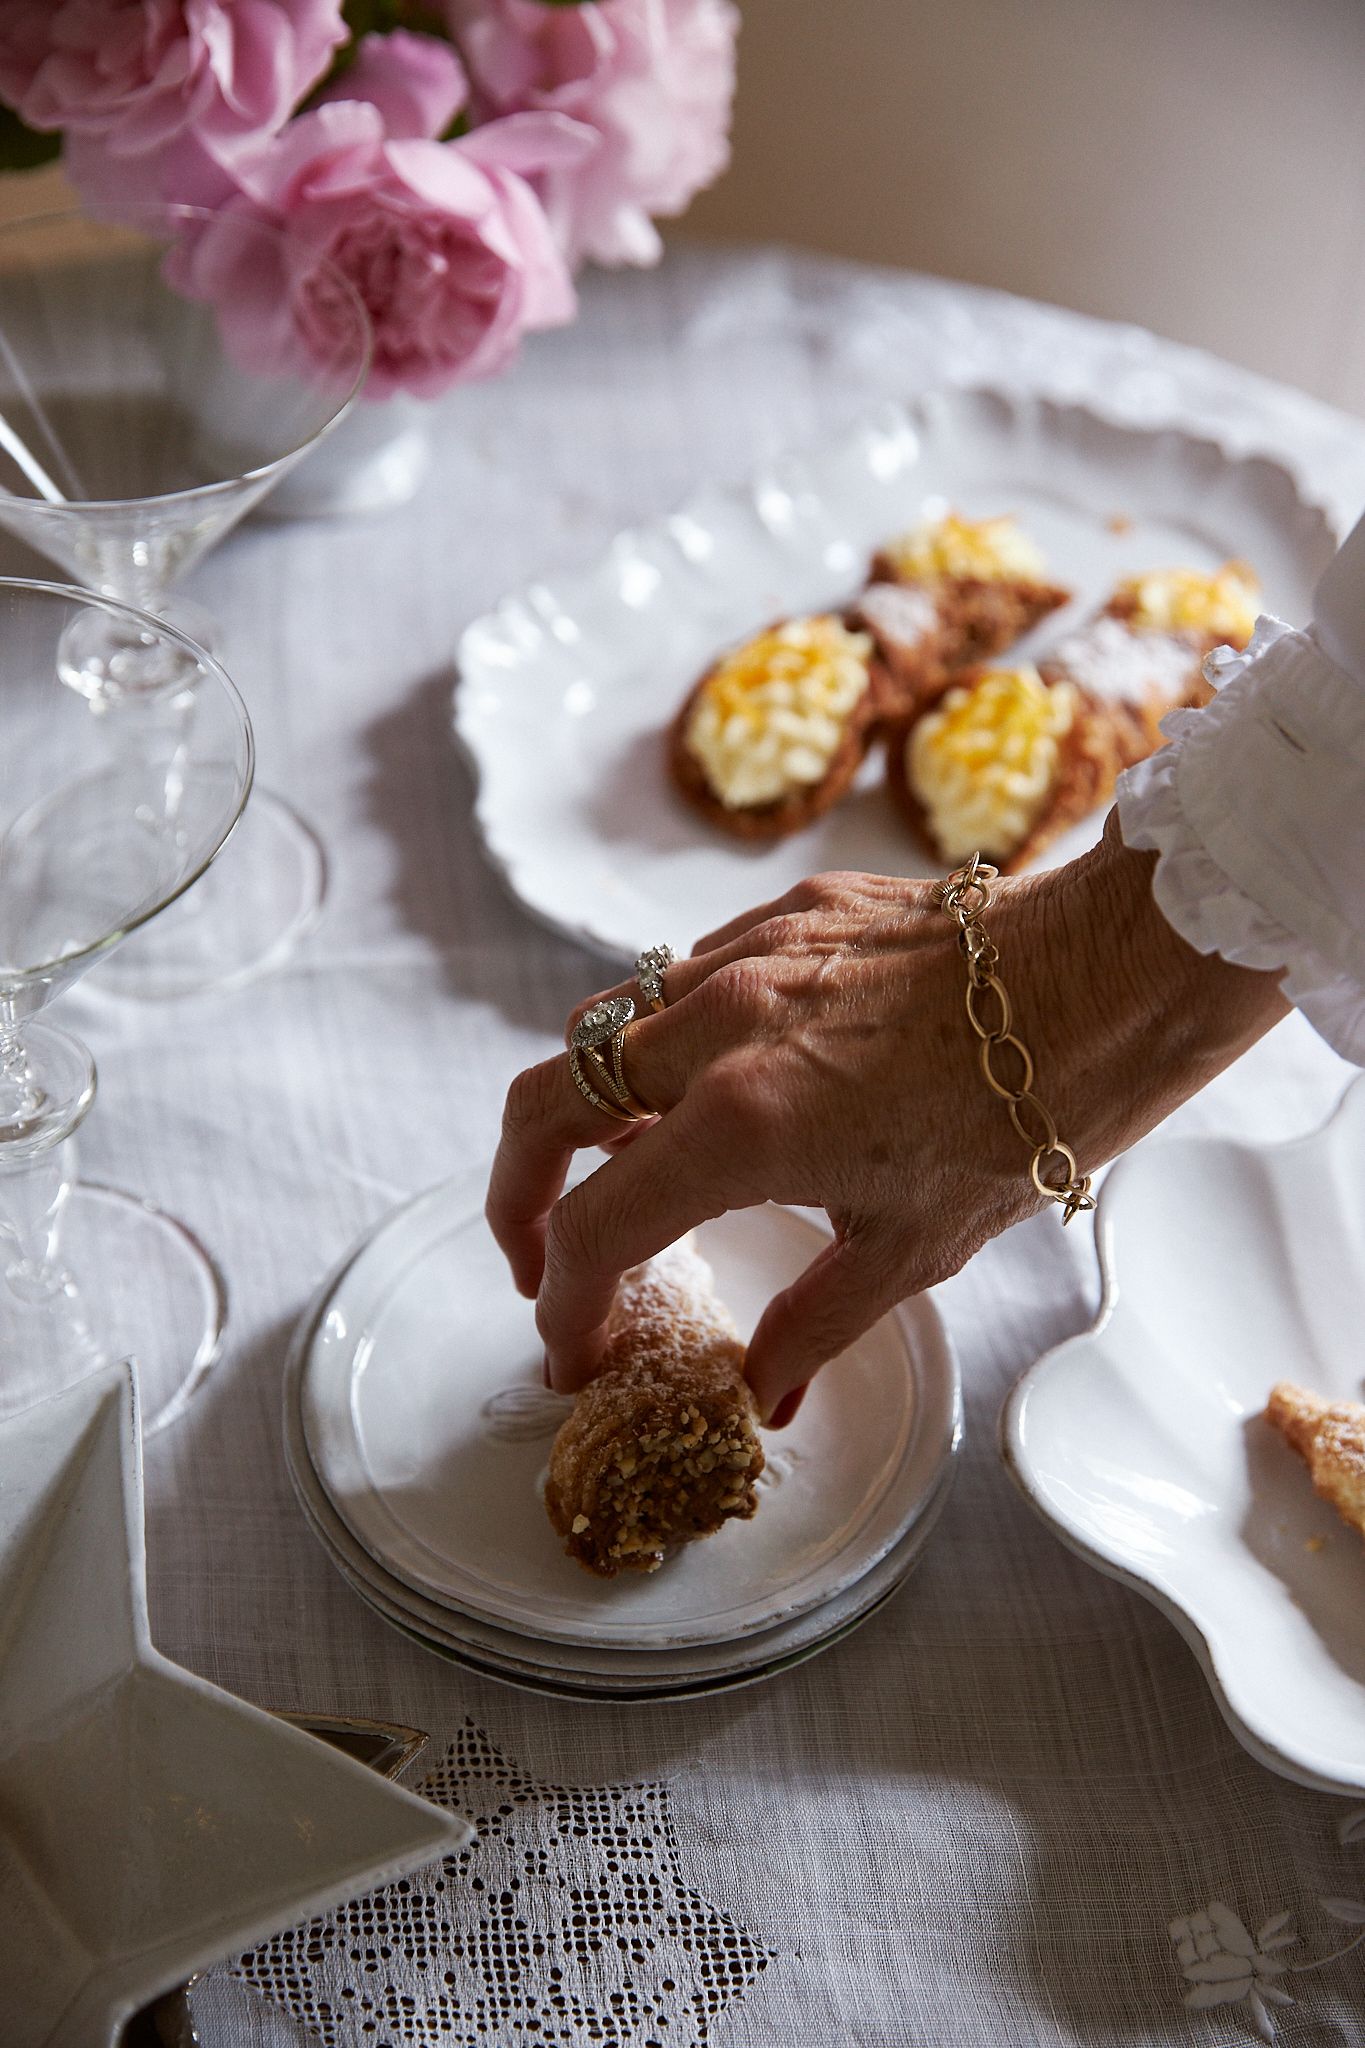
[232,1723,777,2048]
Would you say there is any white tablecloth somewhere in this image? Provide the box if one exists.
[22,244,1365,2047]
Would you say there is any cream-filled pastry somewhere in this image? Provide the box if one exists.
[670,614,881,839]
[859,511,1070,718]
[545,1239,764,1577]
[886,660,1128,873]
[1041,561,1259,750]
[1266,1383,1365,1541]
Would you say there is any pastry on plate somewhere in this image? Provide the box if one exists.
[1039,561,1259,751]
[1266,1381,1365,1538]
[670,613,882,840]
[885,660,1139,873]
[858,512,1070,717]
[545,1238,765,1576]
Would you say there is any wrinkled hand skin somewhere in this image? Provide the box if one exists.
[486,809,1288,1424]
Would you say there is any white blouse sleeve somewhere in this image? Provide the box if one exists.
[1116,610,1365,1066]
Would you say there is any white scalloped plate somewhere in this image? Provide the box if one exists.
[1003,1078,1365,1796]
[454,387,1334,962]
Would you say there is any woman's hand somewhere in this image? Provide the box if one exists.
[487,812,1287,1423]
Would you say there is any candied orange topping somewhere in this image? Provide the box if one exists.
[908,664,1076,861]
[882,511,1047,585]
[1117,561,1258,645]
[686,615,873,809]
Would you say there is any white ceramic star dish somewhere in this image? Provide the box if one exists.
[0,1365,470,2048]
[1003,1078,1365,1797]
[454,386,1335,962]
[295,1177,961,1658]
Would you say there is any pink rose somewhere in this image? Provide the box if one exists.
[314,29,467,142]
[0,0,346,155]
[447,0,738,267]
[177,99,592,398]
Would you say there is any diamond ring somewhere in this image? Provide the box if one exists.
[635,944,675,1013]
[568,997,654,1122]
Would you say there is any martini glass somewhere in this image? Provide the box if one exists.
[0,579,252,1431]
[0,203,372,997]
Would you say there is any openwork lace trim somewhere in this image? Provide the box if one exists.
[233,1721,777,2048]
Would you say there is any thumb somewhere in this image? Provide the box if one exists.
[744,1219,909,1424]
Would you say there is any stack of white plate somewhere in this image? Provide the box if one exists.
[285,1180,962,1701]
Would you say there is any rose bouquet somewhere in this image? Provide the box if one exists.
[0,0,739,398]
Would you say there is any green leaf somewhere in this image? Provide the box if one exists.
[340,0,452,35]
[0,108,61,173]
[303,7,459,112]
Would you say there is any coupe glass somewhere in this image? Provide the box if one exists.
[0,579,252,1430]
[0,203,372,996]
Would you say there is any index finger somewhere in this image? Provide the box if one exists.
[486,1008,702,1298]
[538,1094,746,1392]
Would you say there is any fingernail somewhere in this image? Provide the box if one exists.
[766,1384,808,1431]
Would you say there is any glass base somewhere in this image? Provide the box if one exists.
[0,1021,95,1150]
[57,595,218,705]
[0,1180,226,1436]
[92,786,326,1001]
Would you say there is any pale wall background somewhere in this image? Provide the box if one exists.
[683,0,1365,416]
[5,0,1365,414]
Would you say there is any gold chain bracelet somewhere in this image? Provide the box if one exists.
[934,853,1096,1225]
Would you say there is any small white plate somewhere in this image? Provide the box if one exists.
[351,1575,913,1704]
[285,1335,957,1696]
[299,1182,960,1651]
[455,387,1335,962]
[1003,1079,1365,1796]
[289,1435,947,1701]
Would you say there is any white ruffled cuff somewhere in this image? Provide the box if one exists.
[1117,616,1365,1066]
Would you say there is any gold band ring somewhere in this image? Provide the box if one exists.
[579,1041,654,1120]
[568,1043,637,1123]
[608,1019,659,1118]
[635,944,675,1014]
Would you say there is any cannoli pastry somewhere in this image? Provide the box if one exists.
[1039,561,1259,751]
[670,613,882,840]
[885,660,1135,873]
[545,1238,764,1576]
[1266,1382,1365,1539]
[857,512,1070,717]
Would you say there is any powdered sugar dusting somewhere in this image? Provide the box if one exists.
[1046,615,1196,702]
[857,581,938,654]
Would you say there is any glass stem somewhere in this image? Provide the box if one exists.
[0,1130,103,1366]
[0,1012,40,1131]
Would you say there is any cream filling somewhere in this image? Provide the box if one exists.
[908,665,1078,860]
[882,512,1047,585]
[686,617,873,809]
[1118,563,1258,643]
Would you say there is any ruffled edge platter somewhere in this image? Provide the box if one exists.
[1002,1078,1365,1796]
[454,385,1335,961]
